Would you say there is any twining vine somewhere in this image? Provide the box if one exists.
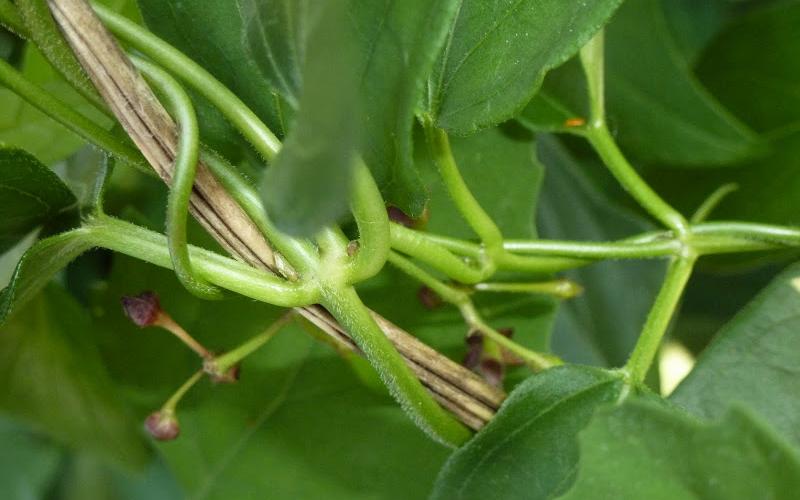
[2,1,800,448]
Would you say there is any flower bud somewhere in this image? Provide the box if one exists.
[417,286,443,310]
[121,292,162,327]
[480,359,504,388]
[144,410,180,441]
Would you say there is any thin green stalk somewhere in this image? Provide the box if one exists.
[422,117,504,267]
[347,160,390,283]
[503,236,680,259]
[161,370,204,412]
[213,313,295,373]
[578,28,688,236]
[586,125,689,236]
[132,55,222,300]
[390,223,487,284]
[580,29,605,128]
[625,255,695,383]
[474,280,583,299]
[87,216,318,307]
[387,251,561,372]
[690,183,739,223]
[320,284,471,447]
[93,3,281,161]
[0,57,149,172]
[0,0,27,36]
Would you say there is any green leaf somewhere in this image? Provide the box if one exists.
[248,0,360,236]
[561,400,800,500]
[137,0,284,160]
[427,0,623,135]
[670,262,800,447]
[519,0,760,167]
[535,136,665,366]
[695,1,800,134]
[348,0,460,216]
[603,0,760,166]
[431,365,627,500]
[0,147,76,253]
[0,285,149,467]
[0,229,93,323]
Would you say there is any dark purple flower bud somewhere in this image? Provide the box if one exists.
[480,359,505,388]
[498,327,514,338]
[462,330,484,369]
[417,286,443,310]
[121,292,162,327]
[387,206,415,228]
[144,410,180,441]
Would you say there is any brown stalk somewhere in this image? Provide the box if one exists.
[47,0,505,430]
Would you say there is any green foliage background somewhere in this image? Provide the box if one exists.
[1,0,799,498]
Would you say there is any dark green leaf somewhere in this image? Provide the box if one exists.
[349,0,460,216]
[695,1,800,134]
[671,262,800,447]
[520,0,760,167]
[427,0,622,135]
[603,0,760,166]
[249,0,359,236]
[0,147,76,252]
[1,229,93,322]
[536,136,664,366]
[0,285,149,467]
[431,365,627,500]
[562,401,800,500]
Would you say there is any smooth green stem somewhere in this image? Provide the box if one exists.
[347,160,390,283]
[586,125,689,235]
[0,0,27,36]
[199,149,318,276]
[320,284,471,447]
[387,251,560,372]
[690,183,739,223]
[213,313,295,373]
[17,0,108,111]
[132,55,223,300]
[423,118,503,267]
[93,3,281,161]
[0,57,149,173]
[503,236,680,259]
[474,280,583,299]
[162,370,204,412]
[580,29,605,127]
[390,224,487,284]
[87,216,318,307]
[625,255,696,383]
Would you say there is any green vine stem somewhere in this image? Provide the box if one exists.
[319,284,471,447]
[86,216,318,307]
[132,55,223,300]
[624,254,696,383]
[474,280,583,299]
[0,57,149,172]
[387,251,562,371]
[580,29,605,128]
[93,3,281,161]
[346,159,390,283]
[422,115,504,270]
